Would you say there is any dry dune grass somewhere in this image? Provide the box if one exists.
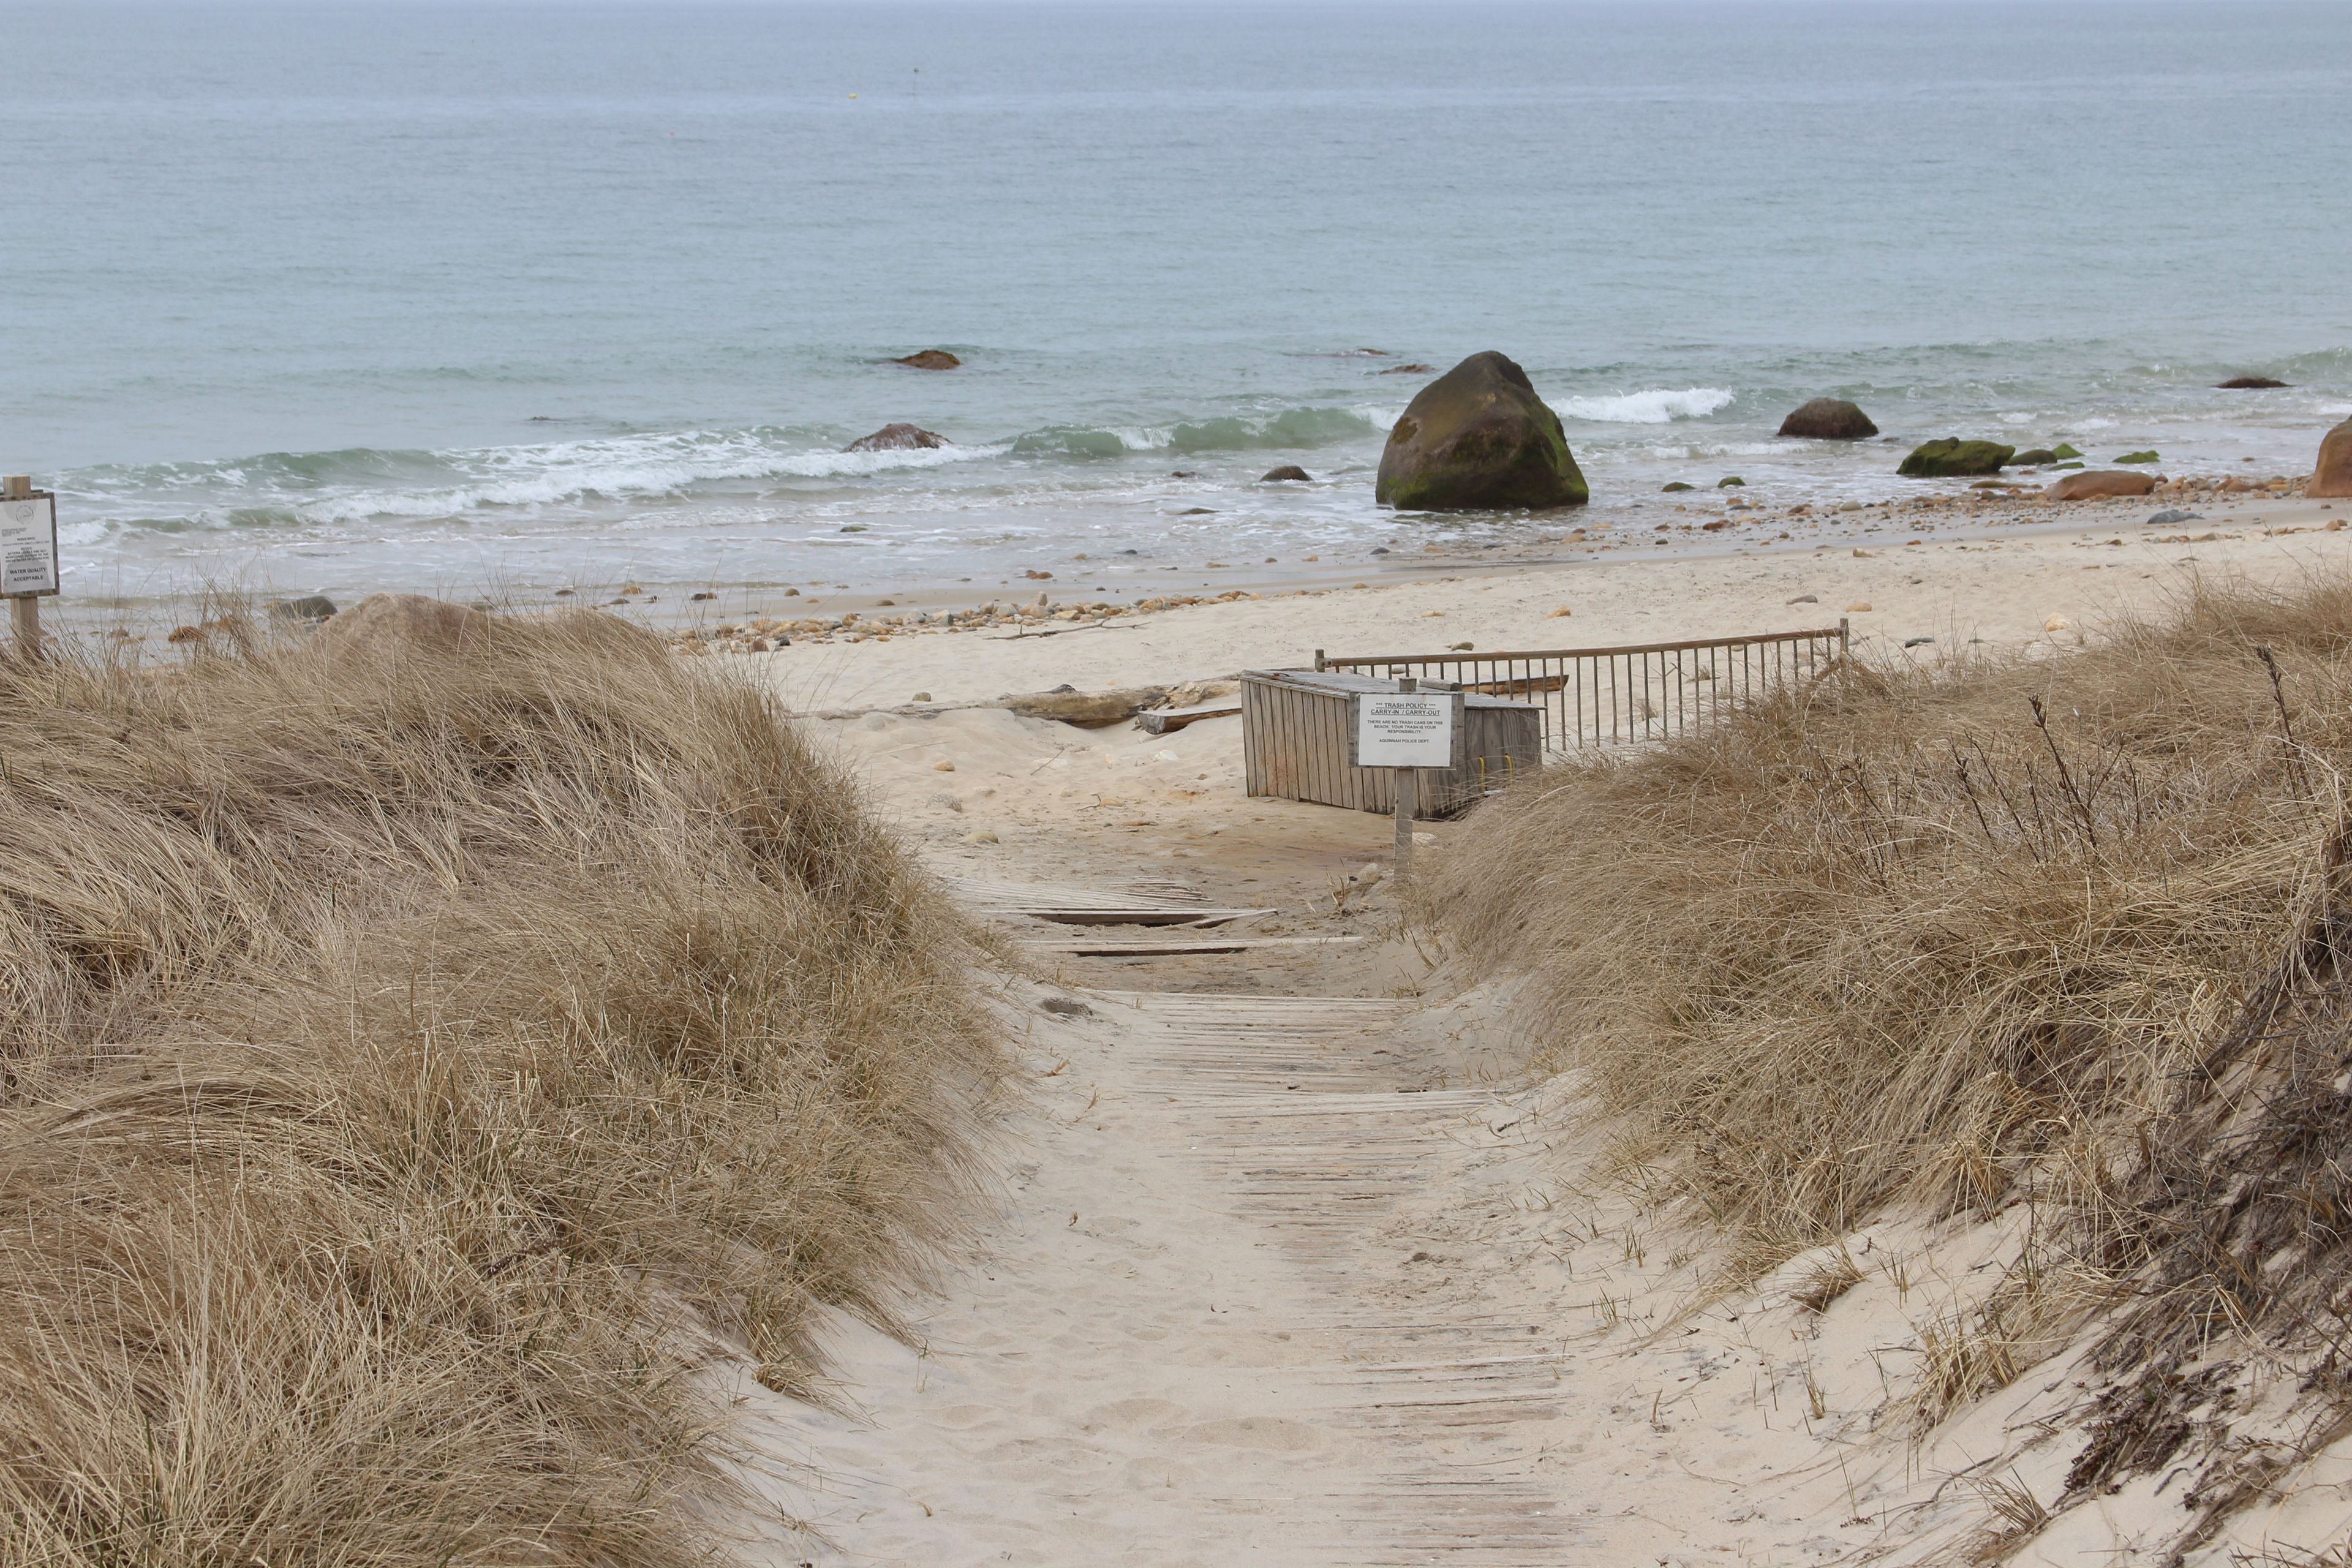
[1428,573,2352,1266]
[0,602,1000,1566]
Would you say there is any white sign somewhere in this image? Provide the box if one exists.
[1355,692,1457,769]
[0,494,58,597]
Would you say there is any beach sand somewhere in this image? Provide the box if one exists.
[736,493,2348,717]
[717,493,2352,1566]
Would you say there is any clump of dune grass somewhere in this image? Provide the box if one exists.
[0,601,999,1566]
[1426,575,2352,1266]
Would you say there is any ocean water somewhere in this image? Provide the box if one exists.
[5,0,2351,608]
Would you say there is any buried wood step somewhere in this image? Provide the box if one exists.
[1020,934,1363,957]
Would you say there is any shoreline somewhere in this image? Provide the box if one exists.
[722,491,2346,714]
[42,464,2327,645]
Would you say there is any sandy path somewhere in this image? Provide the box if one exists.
[737,981,1586,1567]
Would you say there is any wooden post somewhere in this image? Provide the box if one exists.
[1392,676,1416,879]
[2,475,37,662]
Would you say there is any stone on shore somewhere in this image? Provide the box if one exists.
[2218,376,2290,390]
[892,349,960,370]
[2047,469,2160,500]
[1898,438,2015,478]
[1375,352,1587,511]
[2313,418,2352,499]
[1260,465,1312,482]
[1776,398,1879,440]
[2010,449,2058,466]
[270,594,337,624]
[846,423,949,452]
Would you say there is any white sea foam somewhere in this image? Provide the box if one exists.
[89,430,991,530]
[1556,387,1736,424]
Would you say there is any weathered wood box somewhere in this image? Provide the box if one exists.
[1240,669,1541,818]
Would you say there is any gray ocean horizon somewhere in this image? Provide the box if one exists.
[4,0,2349,605]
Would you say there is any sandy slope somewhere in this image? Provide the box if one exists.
[717,518,2352,1566]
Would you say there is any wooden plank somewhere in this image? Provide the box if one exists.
[945,875,1209,911]
[1020,935,1365,957]
[1135,699,1242,735]
[1460,673,1570,699]
[1021,908,1275,928]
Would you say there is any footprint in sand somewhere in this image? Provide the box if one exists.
[927,1403,1000,1430]
[1089,1397,1188,1427]
[1175,1416,1327,1453]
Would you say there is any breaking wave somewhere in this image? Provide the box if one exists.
[66,426,988,532]
[1556,387,1737,424]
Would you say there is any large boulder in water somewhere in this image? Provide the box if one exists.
[1777,398,1879,440]
[2313,418,2352,499]
[846,423,948,453]
[1375,352,1586,511]
[2046,469,2159,500]
[1898,437,2015,478]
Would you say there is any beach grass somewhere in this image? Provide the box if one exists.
[1425,572,2352,1270]
[0,604,1000,1566]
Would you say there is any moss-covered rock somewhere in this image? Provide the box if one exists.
[1716,476,1745,488]
[1662,481,1696,492]
[2115,450,2160,464]
[1375,352,1588,511]
[2051,443,2084,460]
[2011,448,2058,466]
[1898,438,2016,478]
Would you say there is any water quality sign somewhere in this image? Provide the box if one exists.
[0,492,59,598]
[1353,690,1459,769]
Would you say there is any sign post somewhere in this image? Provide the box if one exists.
[1352,676,1461,881]
[1,476,59,662]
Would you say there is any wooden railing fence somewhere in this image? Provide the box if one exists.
[1313,622,1850,755]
